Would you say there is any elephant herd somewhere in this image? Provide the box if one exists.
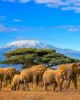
[0,63,80,92]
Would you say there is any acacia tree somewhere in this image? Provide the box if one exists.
[0,48,79,69]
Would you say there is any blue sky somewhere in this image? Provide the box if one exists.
[0,0,80,50]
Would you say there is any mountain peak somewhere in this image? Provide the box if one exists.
[6,40,40,47]
[1,40,53,50]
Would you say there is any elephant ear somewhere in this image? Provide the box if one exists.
[9,68,15,75]
[76,66,80,74]
[71,63,77,71]
[12,68,16,72]
[77,63,80,67]
[4,72,9,79]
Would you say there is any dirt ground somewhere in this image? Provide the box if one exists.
[0,91,80,100]
[0,82,80,100]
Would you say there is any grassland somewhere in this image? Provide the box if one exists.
[0,81,80,100]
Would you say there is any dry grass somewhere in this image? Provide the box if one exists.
[0,91,80,100]
[0,82,80,100]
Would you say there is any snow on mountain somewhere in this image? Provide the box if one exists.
[0,40,54,51]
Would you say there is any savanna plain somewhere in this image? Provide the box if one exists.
[0,82,80,100]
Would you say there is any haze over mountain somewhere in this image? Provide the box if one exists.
[0,40,80,60]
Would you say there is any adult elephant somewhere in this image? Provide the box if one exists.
[43,68,66,92]
[0,67,20,86]
[20,64,47,91]
[30,64,47,87]
[4,67,20,86]
[57,63,78,90]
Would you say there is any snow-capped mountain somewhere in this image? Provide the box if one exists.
[0,40,80,70]
[1,40,54,50]
[0,40,80,59]
[0,40,54,57]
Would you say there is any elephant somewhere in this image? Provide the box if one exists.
[4,67,20,86]
[0,67,20,87]
[12,74,24,91]
[20,68,33,91]
[20,64,47,91]
[43,68,66,92]
[57,63,78,90]
[30,64,47,87]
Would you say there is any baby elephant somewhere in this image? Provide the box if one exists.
[43,69,66,92]
[12,74,24,91]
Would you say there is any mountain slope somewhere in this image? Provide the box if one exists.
[0,40,80,59]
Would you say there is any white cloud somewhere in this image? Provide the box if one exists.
[35,0,80,13]
[35,0,60,4]
[0,16,7,21]
[19,0,31,3]
[15,36,25,40]
[61,6,80,13]
[13,19,22,22]
[55,25,80,32]
[3,0,15,2]
[0,25,19,32]
[2,0,31,2]
[1,0,80,13]
[69,27,80,32]
[10,28,19,32]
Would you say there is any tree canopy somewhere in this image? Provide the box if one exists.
[0,48,80,69]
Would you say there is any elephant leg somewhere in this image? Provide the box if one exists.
[44,83,48,91]
[33,74,39,88]
[40,82,44,87]
[65,80,68,92]
[53,82,58,92]
[4,74,8,87]
[25,83,30,91]
[12,85,15,91]
[9,79,12,85]
[20,82,24,90]
[23,82,26,91]
[12,82,17,91]
[4,77,8,87]
[23,79,26,91]
[12,85,14,91]
[23,83,30,91]
[72,76,77,90]
[4,80,7,87]
[55,75,62,92]
[59,79,64,92]
[67,78,71,89]
[11,86,13,91]
[0,81,2,91]
[12,85,16,91]
[43,79,49,91]
[17,84,20,91]
[23,80,30,91]
[14,85,17,91]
